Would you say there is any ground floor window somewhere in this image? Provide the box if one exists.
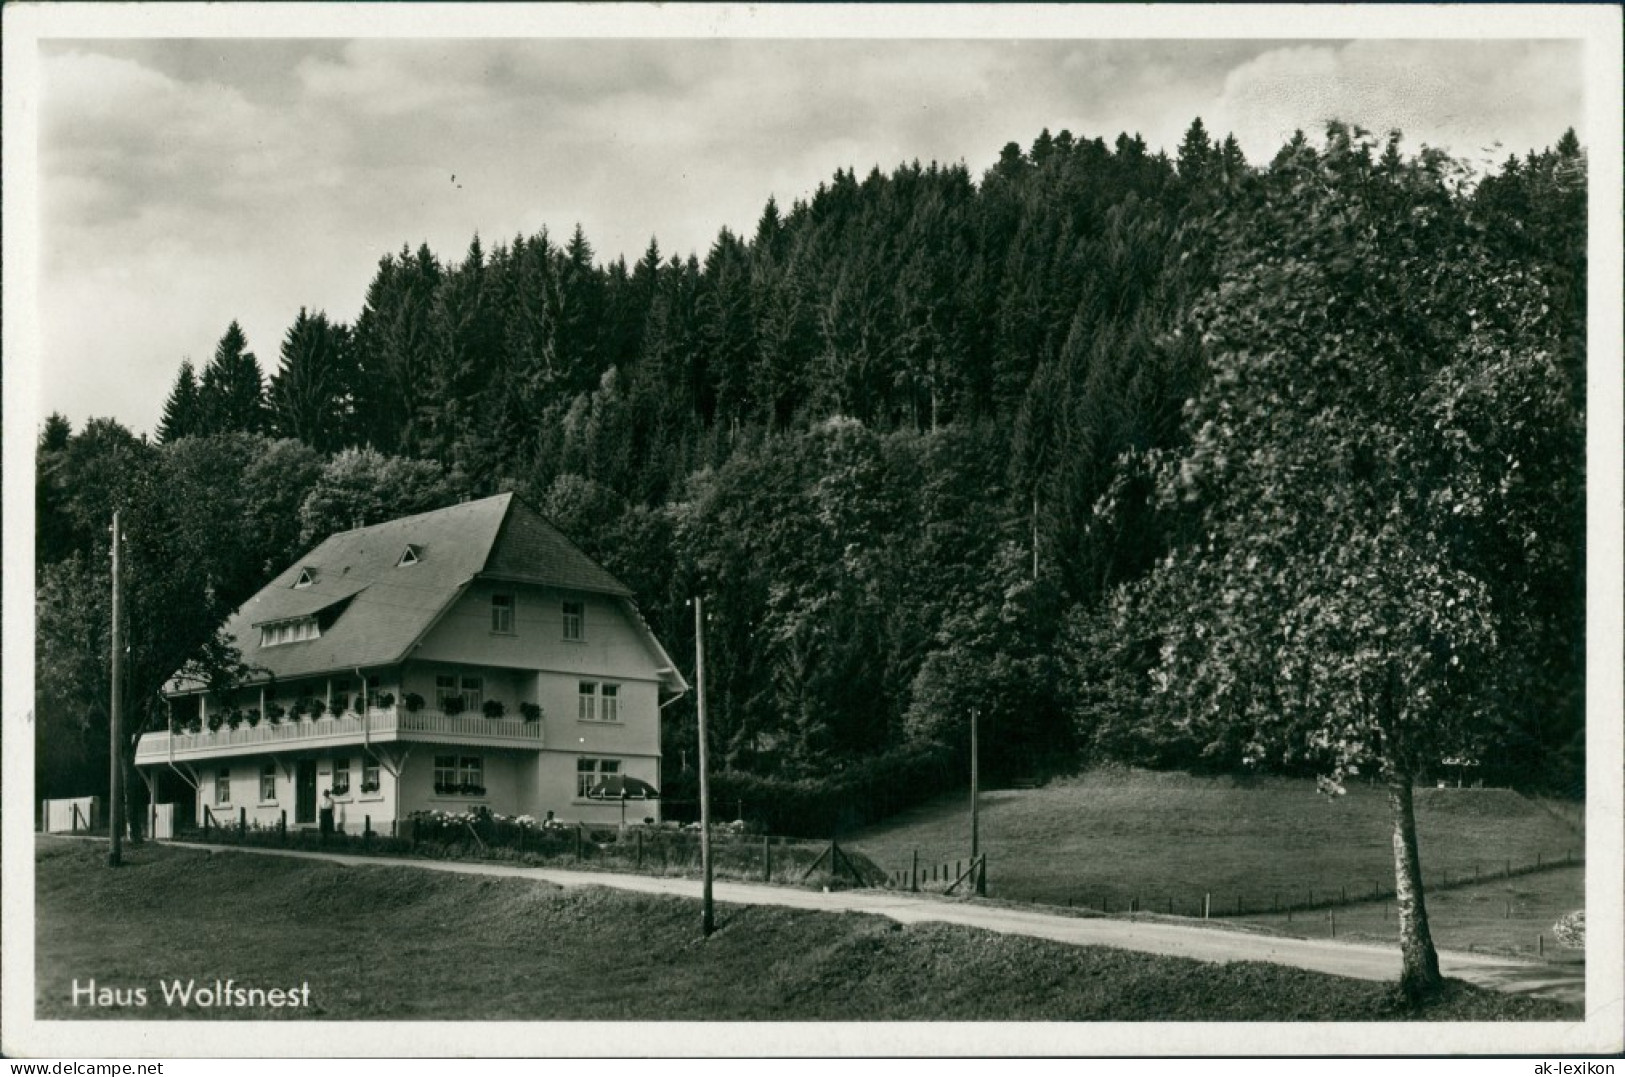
[362,758,380,793]
[332,756,351,796]
[214,769,231,805]
[576,757,621,798]
[259,761,277,802]
[434,754,485,795]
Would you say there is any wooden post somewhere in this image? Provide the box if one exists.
[1203,892,1210,919]
[763,835,771,882]
[108,510,124,867]
[1167,897,1173,915]
[695,596,714,937]
[637,829,644,869]
[575,824,582,860]
[239,806,246,839]
[1538,933,1544,957]
[364,815,372,852]
[969,707,980,866]
[911,848,918,892]
[279,810,287,845]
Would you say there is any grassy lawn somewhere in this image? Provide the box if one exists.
[1240,867,1587,959]
[847,768,1585,923]
[35,837,1574,1021]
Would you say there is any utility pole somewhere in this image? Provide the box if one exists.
[962,711,975,864]
[108,510,124,868]
[695,596,714,936]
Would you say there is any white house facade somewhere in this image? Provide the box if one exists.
[134,493,687,832]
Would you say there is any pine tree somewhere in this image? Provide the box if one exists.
[197,321,267,435]
[156,360,202,443]
[269,308,355,451]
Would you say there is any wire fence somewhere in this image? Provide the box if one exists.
[173,806,889,888]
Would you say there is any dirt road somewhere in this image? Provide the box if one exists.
[153,839,1583,1006]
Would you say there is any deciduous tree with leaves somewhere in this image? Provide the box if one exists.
[1127,125,1580,1000]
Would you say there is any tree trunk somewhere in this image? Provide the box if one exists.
[120,745,146,845]
[1388,776,1441,1000]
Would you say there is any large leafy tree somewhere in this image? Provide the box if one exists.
[1128,126,1580,999]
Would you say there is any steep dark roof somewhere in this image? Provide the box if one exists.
[169,492,634,691]
[483,498,633,596]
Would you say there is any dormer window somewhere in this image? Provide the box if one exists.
[260,615,320,648]
[293,567,316,589]
[398,545,422,567]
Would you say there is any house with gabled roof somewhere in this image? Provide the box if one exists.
[134,492,687,832]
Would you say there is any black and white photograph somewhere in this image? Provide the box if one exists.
[2,2,1620,1061]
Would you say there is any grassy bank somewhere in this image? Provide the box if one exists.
[35,838,1574,1021]
[848,769,1584,921]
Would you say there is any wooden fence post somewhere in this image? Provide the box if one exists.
[911,849,919,892]
[1203,892,1210,919]
[763,835,771,882]
[364,815,372,852]
[637,829,644,869]
[239,807,246,840]
[575,824,582,860]
[279,810,287,845]
[1538,933,1544,957]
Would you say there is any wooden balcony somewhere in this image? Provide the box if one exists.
[135,706,543,764]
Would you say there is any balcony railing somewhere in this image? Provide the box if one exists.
[134,705,543,764]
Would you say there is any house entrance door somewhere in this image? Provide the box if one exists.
[295,760,318,824]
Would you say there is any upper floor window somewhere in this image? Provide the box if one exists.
[562,600,584,641]
[260,616,319,648]
[491,593,515,634]
[578,681,620,722]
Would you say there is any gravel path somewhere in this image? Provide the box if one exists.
[166,839,1585,1006]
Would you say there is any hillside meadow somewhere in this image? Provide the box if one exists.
[847,769,1585,931]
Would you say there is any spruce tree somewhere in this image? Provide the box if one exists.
[197,321,267,435]
[157,360,202,443]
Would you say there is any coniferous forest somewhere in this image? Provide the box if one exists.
[36,121,1587,832]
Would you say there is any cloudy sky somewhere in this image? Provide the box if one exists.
[29,27,1585,436]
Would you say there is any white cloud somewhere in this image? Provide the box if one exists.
[1209,40,1582,166]
[33,38,1587,437]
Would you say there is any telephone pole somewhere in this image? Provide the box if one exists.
[695,595,714,936]
[108,510,124,868]
[970,706,983,896]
